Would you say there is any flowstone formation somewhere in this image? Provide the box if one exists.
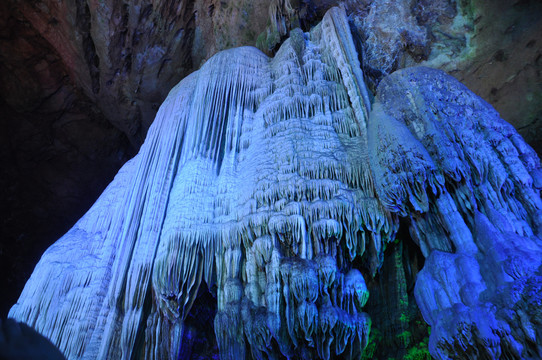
[9,6,542,360]
[370,67,542,359]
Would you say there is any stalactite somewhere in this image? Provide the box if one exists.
[370,66,542,359]
[8,5,542,360]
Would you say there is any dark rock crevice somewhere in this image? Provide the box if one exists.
[76,0,100,95]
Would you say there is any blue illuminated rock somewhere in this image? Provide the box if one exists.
[370,66,542,359]
[9,6,542,360]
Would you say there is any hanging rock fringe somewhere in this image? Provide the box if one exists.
[10,6,542,360]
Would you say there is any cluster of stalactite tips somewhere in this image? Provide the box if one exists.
[8,6,542,360]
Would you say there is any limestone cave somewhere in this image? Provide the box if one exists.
[1,1,541,359]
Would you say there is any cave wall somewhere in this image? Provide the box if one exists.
[1,0,541,343]
[0,1,134,318]
[434,0,542,156]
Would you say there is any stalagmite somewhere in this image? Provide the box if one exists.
[9,6,542,360]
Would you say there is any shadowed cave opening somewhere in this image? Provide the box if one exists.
[358,216,429,360]
[179,281,219,360]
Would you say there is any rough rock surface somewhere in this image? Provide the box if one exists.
[347,0,542,157]
[449,0,542,159]
[2,0,542,355]
[371,66,542,359]
[9,6,542,360]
